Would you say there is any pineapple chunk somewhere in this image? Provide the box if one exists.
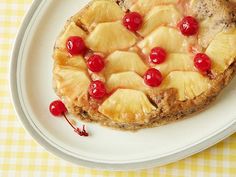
[206,30,236,74]
[106,71,148,92]
[130,0,178,15]
[198,19,222,48]
[162,71,210,101]
[86,21,137,53]
[77,0,124,30]
[56,22,87,49]
[155,53,194,76]
[54,66,90,105]
[53,50,86,70]
[138,5,182,36]
[137,26,189,55]
[99,89,156,123]
[103,51,148,78]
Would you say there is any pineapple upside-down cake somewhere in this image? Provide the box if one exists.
[52,0,236,130]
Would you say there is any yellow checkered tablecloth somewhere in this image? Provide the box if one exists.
[0,0,236,176]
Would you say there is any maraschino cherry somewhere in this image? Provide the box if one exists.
[150,47,167,64]
[49,100,67,116]
[66,36,87,55]
[49,100,89,137]
[123,12,143,32]
[144,68,163,87]
[89,80,106,99]
[87,54,105,73]
[179,16,199,36]
[194,53,212,72]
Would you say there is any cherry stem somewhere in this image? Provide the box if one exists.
[62,113,89,137]
[63,113,77,130]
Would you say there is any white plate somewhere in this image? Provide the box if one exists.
[10,0,236,171]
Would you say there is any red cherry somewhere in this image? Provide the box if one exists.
[194,53,212,72]
[150,47,167,64]
[87,54,105,72]
[179,16,199,36]
[123,12,143,32]
[49,100,67,116]
[66,36,87,55]
[49,100,89,137]
[144,68,163,87]
[89,80,106,99]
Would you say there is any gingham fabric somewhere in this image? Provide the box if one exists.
[0,0,236,176]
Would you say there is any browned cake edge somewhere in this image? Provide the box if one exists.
[58,62,236,131]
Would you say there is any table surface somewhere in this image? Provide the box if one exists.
[0,0,236,176]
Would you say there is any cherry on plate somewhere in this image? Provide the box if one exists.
[49,100,67,116]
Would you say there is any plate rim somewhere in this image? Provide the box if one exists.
[9,0,236,171]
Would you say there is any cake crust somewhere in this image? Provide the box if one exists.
[55,62,236,131]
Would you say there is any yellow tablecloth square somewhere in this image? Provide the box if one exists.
[0,0,235,176]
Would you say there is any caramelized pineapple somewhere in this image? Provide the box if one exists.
[99,89,156,123]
